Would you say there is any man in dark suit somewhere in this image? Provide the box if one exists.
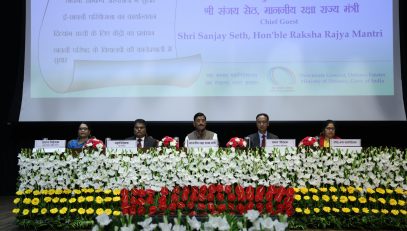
[247,113,279,148]
[126,119,158,148]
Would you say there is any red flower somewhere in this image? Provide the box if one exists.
[158,196,167,204]
[256,202,264,212]
[217,204,227,213]
[137,206,146,215]
[130,196,137,205]
[177,202,186,210]
[227,193,236,202]
[265,202,274,214]
[198,193,207,202]
[129,205,137,215]
[199,185,208,194]
[189,211,197,216]
[121,204,130,215]
[207,193,215,202]
[265,191,273,201]
[160,187,169,196]
[236,203,246,214]
[149,206,157,216]
[225,185,233,194]
[131,188,138,197]
[207,202,215,212]
[187,201,195,210]
[158,201,167,211]
[227,203,235,211]
[255,186,265,202]
[146,189,155,196]
[171,193,179,202]
[173,186,181,194]
[169,202,177,211]
[226,137,247,148]
[299,136,319,148]
[138,189,147,197]
[146,196,154,205]
[216,184,224,193]
[246,186,255,201]
[190,193,199,202]
[84,138,105,151]
[159,136,179,148]
[181,192,189,202]
[197,203,206,211]
[191,186,199,195]
[274,187,286,203]
[208,184,217,194]
[247,201,255,210]
[121,188,129,197]
[216,193,225,202]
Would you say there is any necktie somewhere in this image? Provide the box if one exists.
[137,138,142,148]
[261,134,266,147]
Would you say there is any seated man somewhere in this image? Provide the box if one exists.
[125,119,158,148]
[184,112,218,146]
[247,113,279,148]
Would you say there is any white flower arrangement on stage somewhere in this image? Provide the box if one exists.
[18,147,407,191]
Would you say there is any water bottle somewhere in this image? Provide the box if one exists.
[244,136,251,148]
[105,137,111,147]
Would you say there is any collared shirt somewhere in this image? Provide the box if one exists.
[258,131,268,143]
[136,136,145,148]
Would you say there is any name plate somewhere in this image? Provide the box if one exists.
[266,139,296,147]
[187,139,218,148]
[34,140,66,153]
[330,139,361,147]
[106,140,137,153]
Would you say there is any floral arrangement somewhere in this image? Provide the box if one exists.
[12,188,122,229]
[14,147,407,230]
[292,185,407,229]
[158,136,179,148]
[298,136,319,149]
[84,138,105,152]
[226,137,247,148]
[120,185,294,217]
[92,209,288,231]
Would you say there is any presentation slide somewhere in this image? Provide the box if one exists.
[20,0,405,121]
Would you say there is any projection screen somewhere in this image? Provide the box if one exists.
[20,0,406,121]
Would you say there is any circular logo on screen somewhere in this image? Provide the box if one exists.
[267,66,296,85]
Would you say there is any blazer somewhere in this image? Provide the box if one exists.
[247,132,279,148]
[125,135,158,148]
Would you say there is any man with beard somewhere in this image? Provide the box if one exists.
[126,119,158,148]
[184,112,218,147]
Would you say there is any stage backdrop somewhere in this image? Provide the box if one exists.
[19,0,405,121]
